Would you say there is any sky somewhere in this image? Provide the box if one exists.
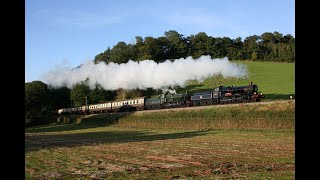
[25,0,295,83]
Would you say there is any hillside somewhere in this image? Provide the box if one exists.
[180,61,294,101]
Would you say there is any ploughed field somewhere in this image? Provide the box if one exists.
[26,101,295,179]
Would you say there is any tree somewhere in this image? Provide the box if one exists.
[244,35,261,60]
[92,30,294,64]
[229,37,245,60]
[164,30,188,59]
[115,88,128,100]
[109,42,136,64]
[94,47,111,64]
[25,81,51,125]
[88,85,116,103]
[189,32,210,58]
[251,52,258,61]
[126,89,143,99]
[48,86,71,110]
[283,34,295,44]
[137,36,165,62]
[273,31,283,43]
[212,37,228,58]
[261,32,275,44]
[70,82,90,107]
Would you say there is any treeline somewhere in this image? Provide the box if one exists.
[25,81,160,126]
[94,30,295,64]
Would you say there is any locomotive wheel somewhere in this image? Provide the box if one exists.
[137,106,144,111]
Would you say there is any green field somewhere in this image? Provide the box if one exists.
[181,61,295,100]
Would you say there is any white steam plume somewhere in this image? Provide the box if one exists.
[41,55,247,90]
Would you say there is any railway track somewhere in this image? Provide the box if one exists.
[63,100,295,117]
[131,99,295,114]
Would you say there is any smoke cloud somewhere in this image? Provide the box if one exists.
[41,55,247,90]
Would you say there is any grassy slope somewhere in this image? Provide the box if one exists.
[236,61,295,97]
[115,101,294,130]
[27,101,295,132]
[180,61,295,100]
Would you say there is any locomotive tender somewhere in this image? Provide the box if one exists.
[58,82,264,115]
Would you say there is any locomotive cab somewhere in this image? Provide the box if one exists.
[252,84,265,98]
[252,85,258,93]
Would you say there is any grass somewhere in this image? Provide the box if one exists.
[178,61,295,100]
[26,101,295,179]
[27,100,294,132]
[116,101,294,130]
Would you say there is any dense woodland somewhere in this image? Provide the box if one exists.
[94,30,295,64]
[25,31,295,126]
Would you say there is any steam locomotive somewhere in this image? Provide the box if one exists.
[58,82,264,115]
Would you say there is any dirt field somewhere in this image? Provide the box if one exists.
[26,127,294,179]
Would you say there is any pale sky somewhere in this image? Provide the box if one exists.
[26,0,295,82]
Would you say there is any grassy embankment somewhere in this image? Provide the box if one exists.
[27,101,294,132]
